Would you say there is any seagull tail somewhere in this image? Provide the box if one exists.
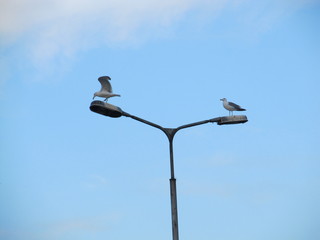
[238,108,246,111]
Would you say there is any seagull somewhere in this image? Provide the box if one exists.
[220,98,246,116]
[93,76,120,102]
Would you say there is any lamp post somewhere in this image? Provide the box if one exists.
[90,100,247,240]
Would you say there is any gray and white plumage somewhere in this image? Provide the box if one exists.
[220,98,246,115]
[93,76,120,101]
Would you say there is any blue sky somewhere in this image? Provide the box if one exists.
[1,1,320,240]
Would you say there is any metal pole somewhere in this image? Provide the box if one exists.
[169,138,179,240]
[121,112,222,240]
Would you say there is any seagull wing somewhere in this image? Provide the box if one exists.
[98,76,112,93]
[228,101,244,110]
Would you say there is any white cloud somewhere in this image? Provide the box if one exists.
[0,0,219,39]
[0,0,316,77]
[0,0,228,62]
[43,218,105,239]
[21,214,122,240]
[84,174,108,189]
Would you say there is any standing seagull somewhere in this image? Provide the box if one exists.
[220,98,246,116]
[93,76,120,102]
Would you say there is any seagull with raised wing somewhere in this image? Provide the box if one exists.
[220,98,246,116]
[93,76,120,102]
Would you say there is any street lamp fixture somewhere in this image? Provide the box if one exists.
[90,100,248,125]
[90,100,248,240]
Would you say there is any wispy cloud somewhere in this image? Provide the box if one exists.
[0,0,222,41]
[0,0,316,78]
[84,174,108,189]
[1,0,225,61]
[40,215,114,240]
[206,152,236,167]
[7,214,123,240]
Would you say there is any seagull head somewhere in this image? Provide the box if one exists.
[98,76,111,81]
[220,98,227,101]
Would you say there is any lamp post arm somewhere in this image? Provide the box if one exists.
[121,111,166,133]
[122,110,222,141]
[174,117,221,134]
[122,111,221,140]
